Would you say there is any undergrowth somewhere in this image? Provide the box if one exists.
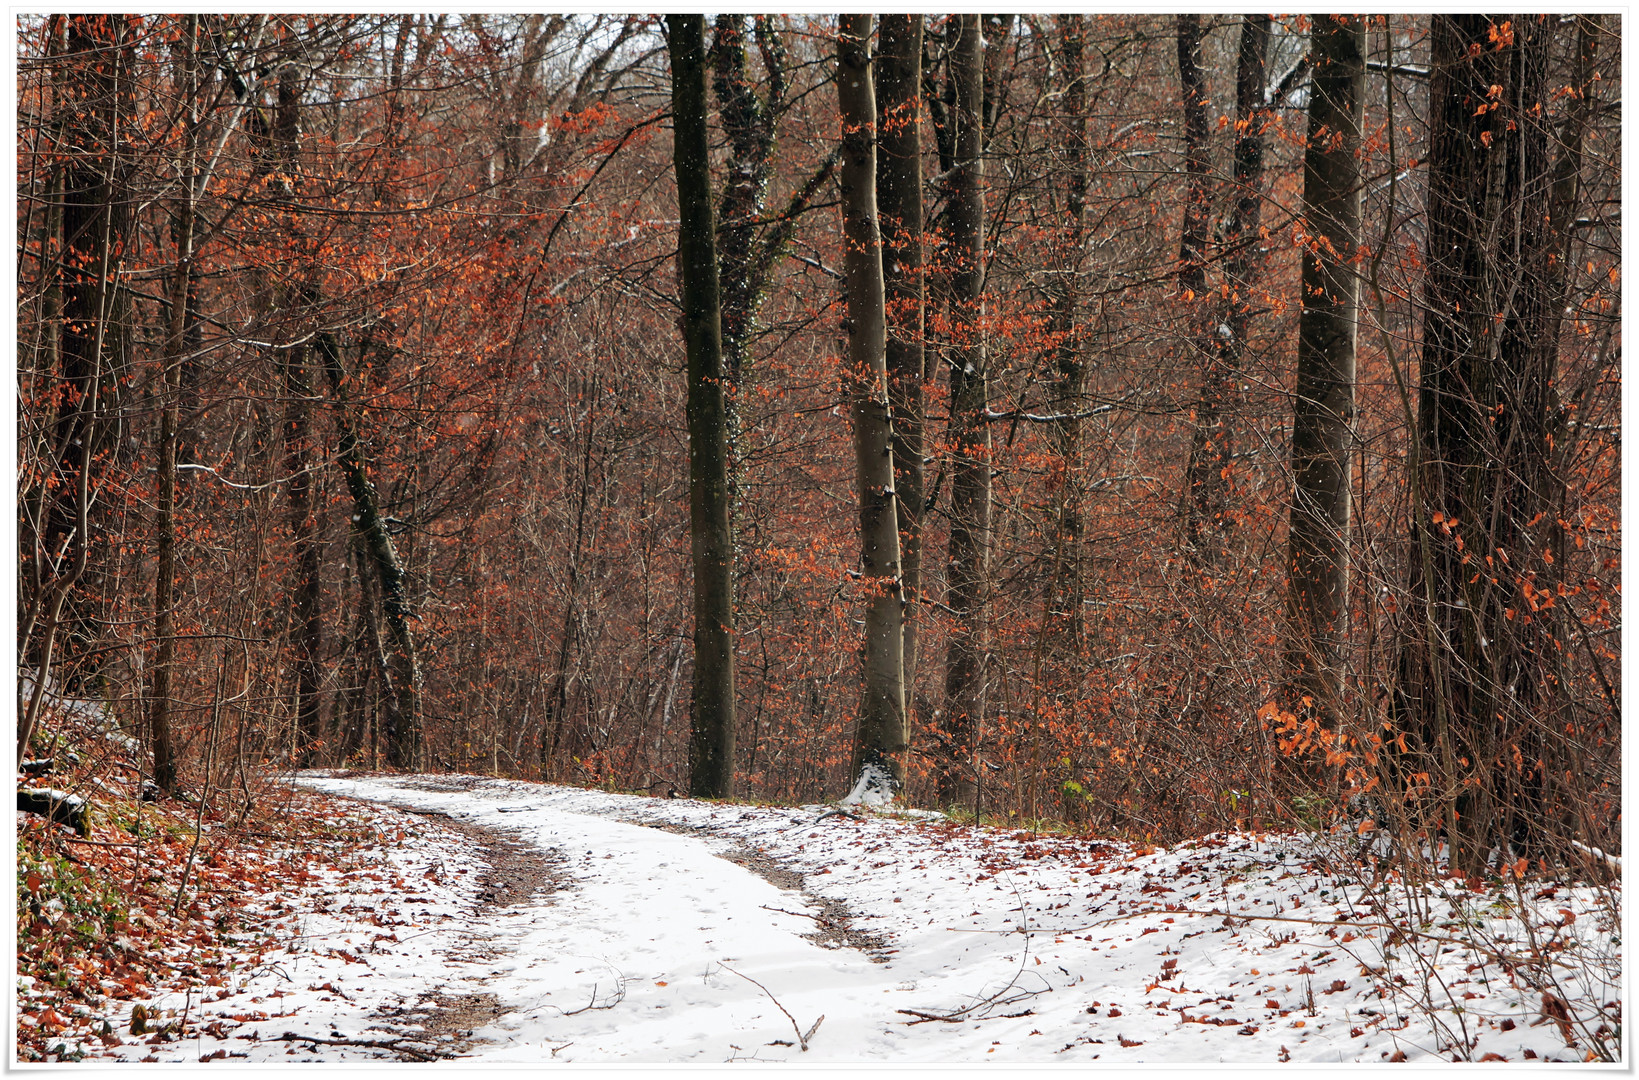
[15,690,382,1062]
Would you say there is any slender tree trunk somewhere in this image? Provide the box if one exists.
[667,14,736,798]
[1286,14,1365,718]
[1400,14,1564,871]
[150,14,202,796]
[320,334,422,770]
[1050,13,1090,647]
[875,14,924,697]
[1182,15,1270,564]
[281,337,324,763]
[273,63,326,765]
[939,14,988,810]
[1173,13,1212,560]
[838,14,908,789]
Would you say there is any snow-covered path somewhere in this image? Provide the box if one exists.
[66,772,1619,1064]
[298,774,1618,1065]
[312,775,895,1062]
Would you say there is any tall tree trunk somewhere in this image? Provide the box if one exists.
[281,338,324,763]
[275,63,326,766]
[20,16,132,756]
[1399,14,1565,872]
[1049,13,1090,647]
[709,15,838,550]
[938,14,988,810]
[1286,14,1365,719]
[27,16,133,678]
[875,14,924,696]
[1182,15,1270,564]
[149,14,201,796]
[838,14,908,789]
[667,13,736,798]
[319,334,422,770]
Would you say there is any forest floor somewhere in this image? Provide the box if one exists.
[19,761,1621,1066]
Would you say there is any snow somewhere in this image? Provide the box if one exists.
[838,762,897,808]
[68,773,1621,1064]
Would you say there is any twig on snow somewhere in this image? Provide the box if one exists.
[720,963,824,1051]
[560,974,627,1015]
[278,1031,448,1061]
[900,870,1045,1024]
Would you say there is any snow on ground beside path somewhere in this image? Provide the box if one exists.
[62,772,1621,1064]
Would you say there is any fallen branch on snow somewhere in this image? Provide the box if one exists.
[278,1031,449,1061]
[560,975,626,1015]
[720,963,823,1051]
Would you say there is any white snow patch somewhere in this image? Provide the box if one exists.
[839,762,897,808]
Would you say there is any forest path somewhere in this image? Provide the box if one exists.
[67,772,1611,1063]
[304,774,899,1062]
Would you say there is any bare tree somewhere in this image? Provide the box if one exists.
[1286,14,1365,719]
[1181,15,1272,564]
[838,14,908,789]
[1396,14,1576,871]
[667,13,736,798]
[939,14,989,810]
[875,14,925,695]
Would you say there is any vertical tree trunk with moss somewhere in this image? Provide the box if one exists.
[838,14,908,789]
[939,14,988,810]
[320,335,422,770]
[668,13,736,798]
[1286,15,1365,719]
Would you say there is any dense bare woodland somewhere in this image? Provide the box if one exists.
[18,15,1620,854]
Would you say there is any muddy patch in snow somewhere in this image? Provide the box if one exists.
[353,803,568,1054]
[632,818,893,962]
[388,990,509,1056]
[401,807,568,915]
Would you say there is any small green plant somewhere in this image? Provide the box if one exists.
[1291,793,1332,832]
[18,845,129,946]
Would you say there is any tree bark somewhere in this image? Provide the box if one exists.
[274,62,326,767]
[838,14,908,789]
[1399,14,1566,871]
[709,15,783,390]
[149,14,201,796]
[25,15,134,687]
[320,334,422,770]
[1174,15,1210,299]
[1182,15,1270,564]
[667,14,736,799]
[875,13,924,696]
[1049,13,1090,647]
[939,14,988,810]
[1286,14,1365,719]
